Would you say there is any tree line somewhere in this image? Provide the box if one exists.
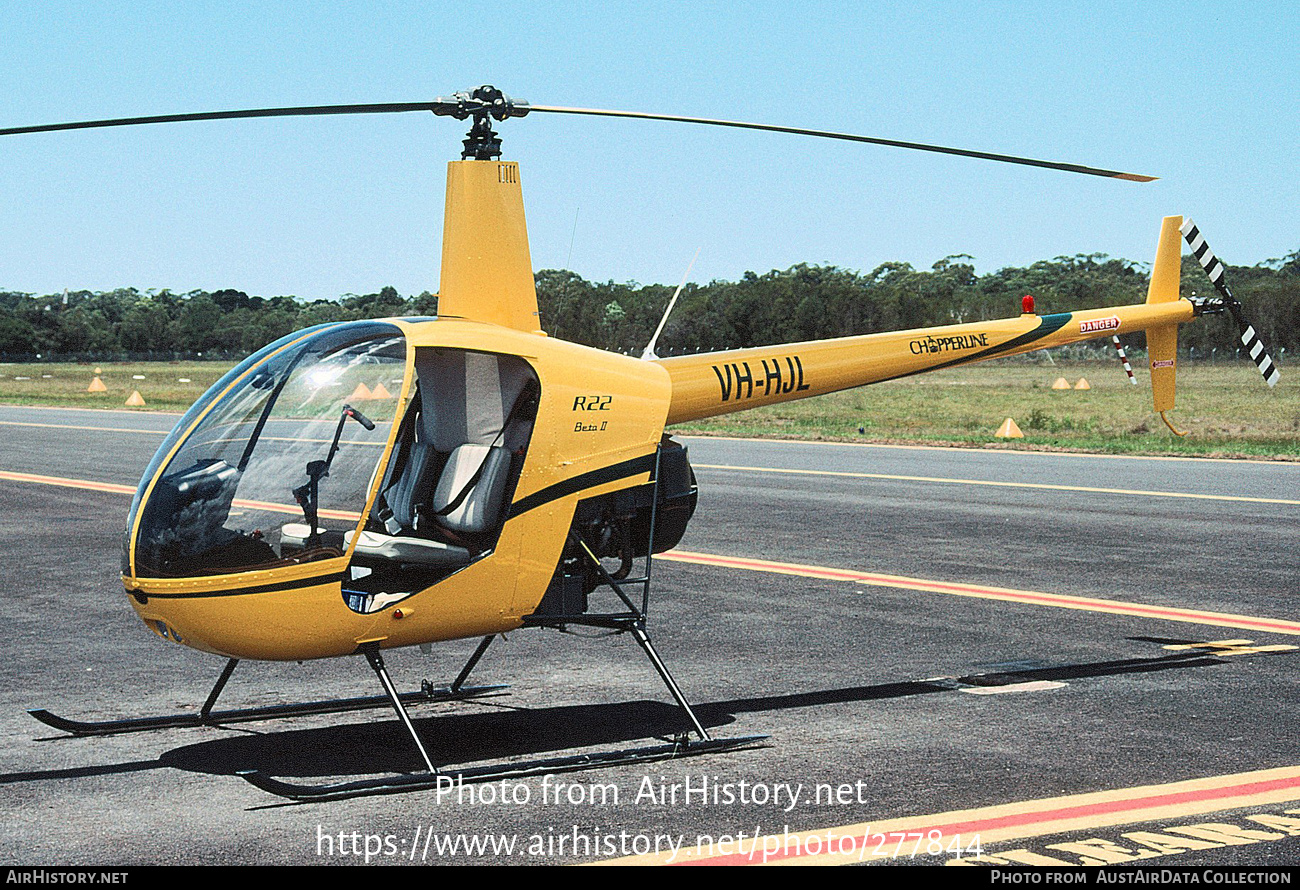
[2,250,1296,361]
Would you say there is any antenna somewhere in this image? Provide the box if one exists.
[642,248,700,360]
[565,206,580,270]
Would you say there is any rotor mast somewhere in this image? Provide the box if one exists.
[432,87,543,334]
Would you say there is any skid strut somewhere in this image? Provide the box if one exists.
[29,646,507,737]
[240,623,763,802]
[241,463,767,801]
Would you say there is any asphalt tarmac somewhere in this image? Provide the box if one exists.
[1,404,1297,867]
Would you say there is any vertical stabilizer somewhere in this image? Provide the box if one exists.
[1146,215,1183,414]
[1147,215,1183,305]
[438,160,543,334]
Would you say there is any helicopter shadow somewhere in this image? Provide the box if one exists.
[160,699,723,778]
[157,648,1232,781]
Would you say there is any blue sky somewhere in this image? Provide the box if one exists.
[1,2,1296,302]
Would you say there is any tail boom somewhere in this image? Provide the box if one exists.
[658,300,1194,424]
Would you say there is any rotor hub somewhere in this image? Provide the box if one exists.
[432,85,530,160]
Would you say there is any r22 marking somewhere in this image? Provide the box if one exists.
[573,395,612,411]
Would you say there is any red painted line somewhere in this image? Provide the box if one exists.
[227,497,359,521]
[0,470,358,520]
[661,550,1300,636]
[662,550,865,581]
[930,775,1300,838]
[685,772,1300,866]
[882,577,1300,634]
[0,470,135,495]
[5,472,1295,634]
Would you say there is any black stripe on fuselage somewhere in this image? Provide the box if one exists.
[507,452,658,519]
[129,571,348,600]
[876,312,1074,384]
[128,455,658,600]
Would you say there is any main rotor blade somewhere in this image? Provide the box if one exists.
[0,102,445,137]
[1,90,1157,182]
[530,105,1157,182]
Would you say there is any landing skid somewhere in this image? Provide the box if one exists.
[27,683,505,737]
[29,635,506,737]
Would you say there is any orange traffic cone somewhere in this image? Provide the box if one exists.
[371,382,392,399]
[87,376,107,393]
[1051,377,1071,390]
[125,390,146,407]
[350,382,373,400]
[1074,378,1091,390]
[995,417,1024,438]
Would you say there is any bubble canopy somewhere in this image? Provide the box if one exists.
[128,322,406,578]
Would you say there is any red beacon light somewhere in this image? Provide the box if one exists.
[1022,294,1036,315]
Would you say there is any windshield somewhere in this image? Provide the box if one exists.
[132,323,407,578]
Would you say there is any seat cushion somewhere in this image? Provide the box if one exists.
[382,440,437,533]
[279,522,323,549]
[432,444,511,534]
[345,530,470,566]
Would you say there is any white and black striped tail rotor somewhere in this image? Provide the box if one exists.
[1234,309,1281,387]
[1180,219,1229,292]
[1180,219,1280,387]
[1112,336,1138,385]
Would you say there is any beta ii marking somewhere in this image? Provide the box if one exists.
[573,394,612,433]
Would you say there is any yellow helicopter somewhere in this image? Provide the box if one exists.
[8,86,1278,800]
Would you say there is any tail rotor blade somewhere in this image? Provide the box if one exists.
[1229,304,1281,388]
[1179,219,1231,299]
[1111,336,1138,385]
[1179,219,1280,388]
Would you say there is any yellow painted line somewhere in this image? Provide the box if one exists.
[693,463,1300,507]
[596,765,1300,865]
[1161,639,1299,657]
[959,679,1066,695]
[661,549,1300,636]
[0,404,184,417]
[0,419,167,435]
[678,434,1299,466]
